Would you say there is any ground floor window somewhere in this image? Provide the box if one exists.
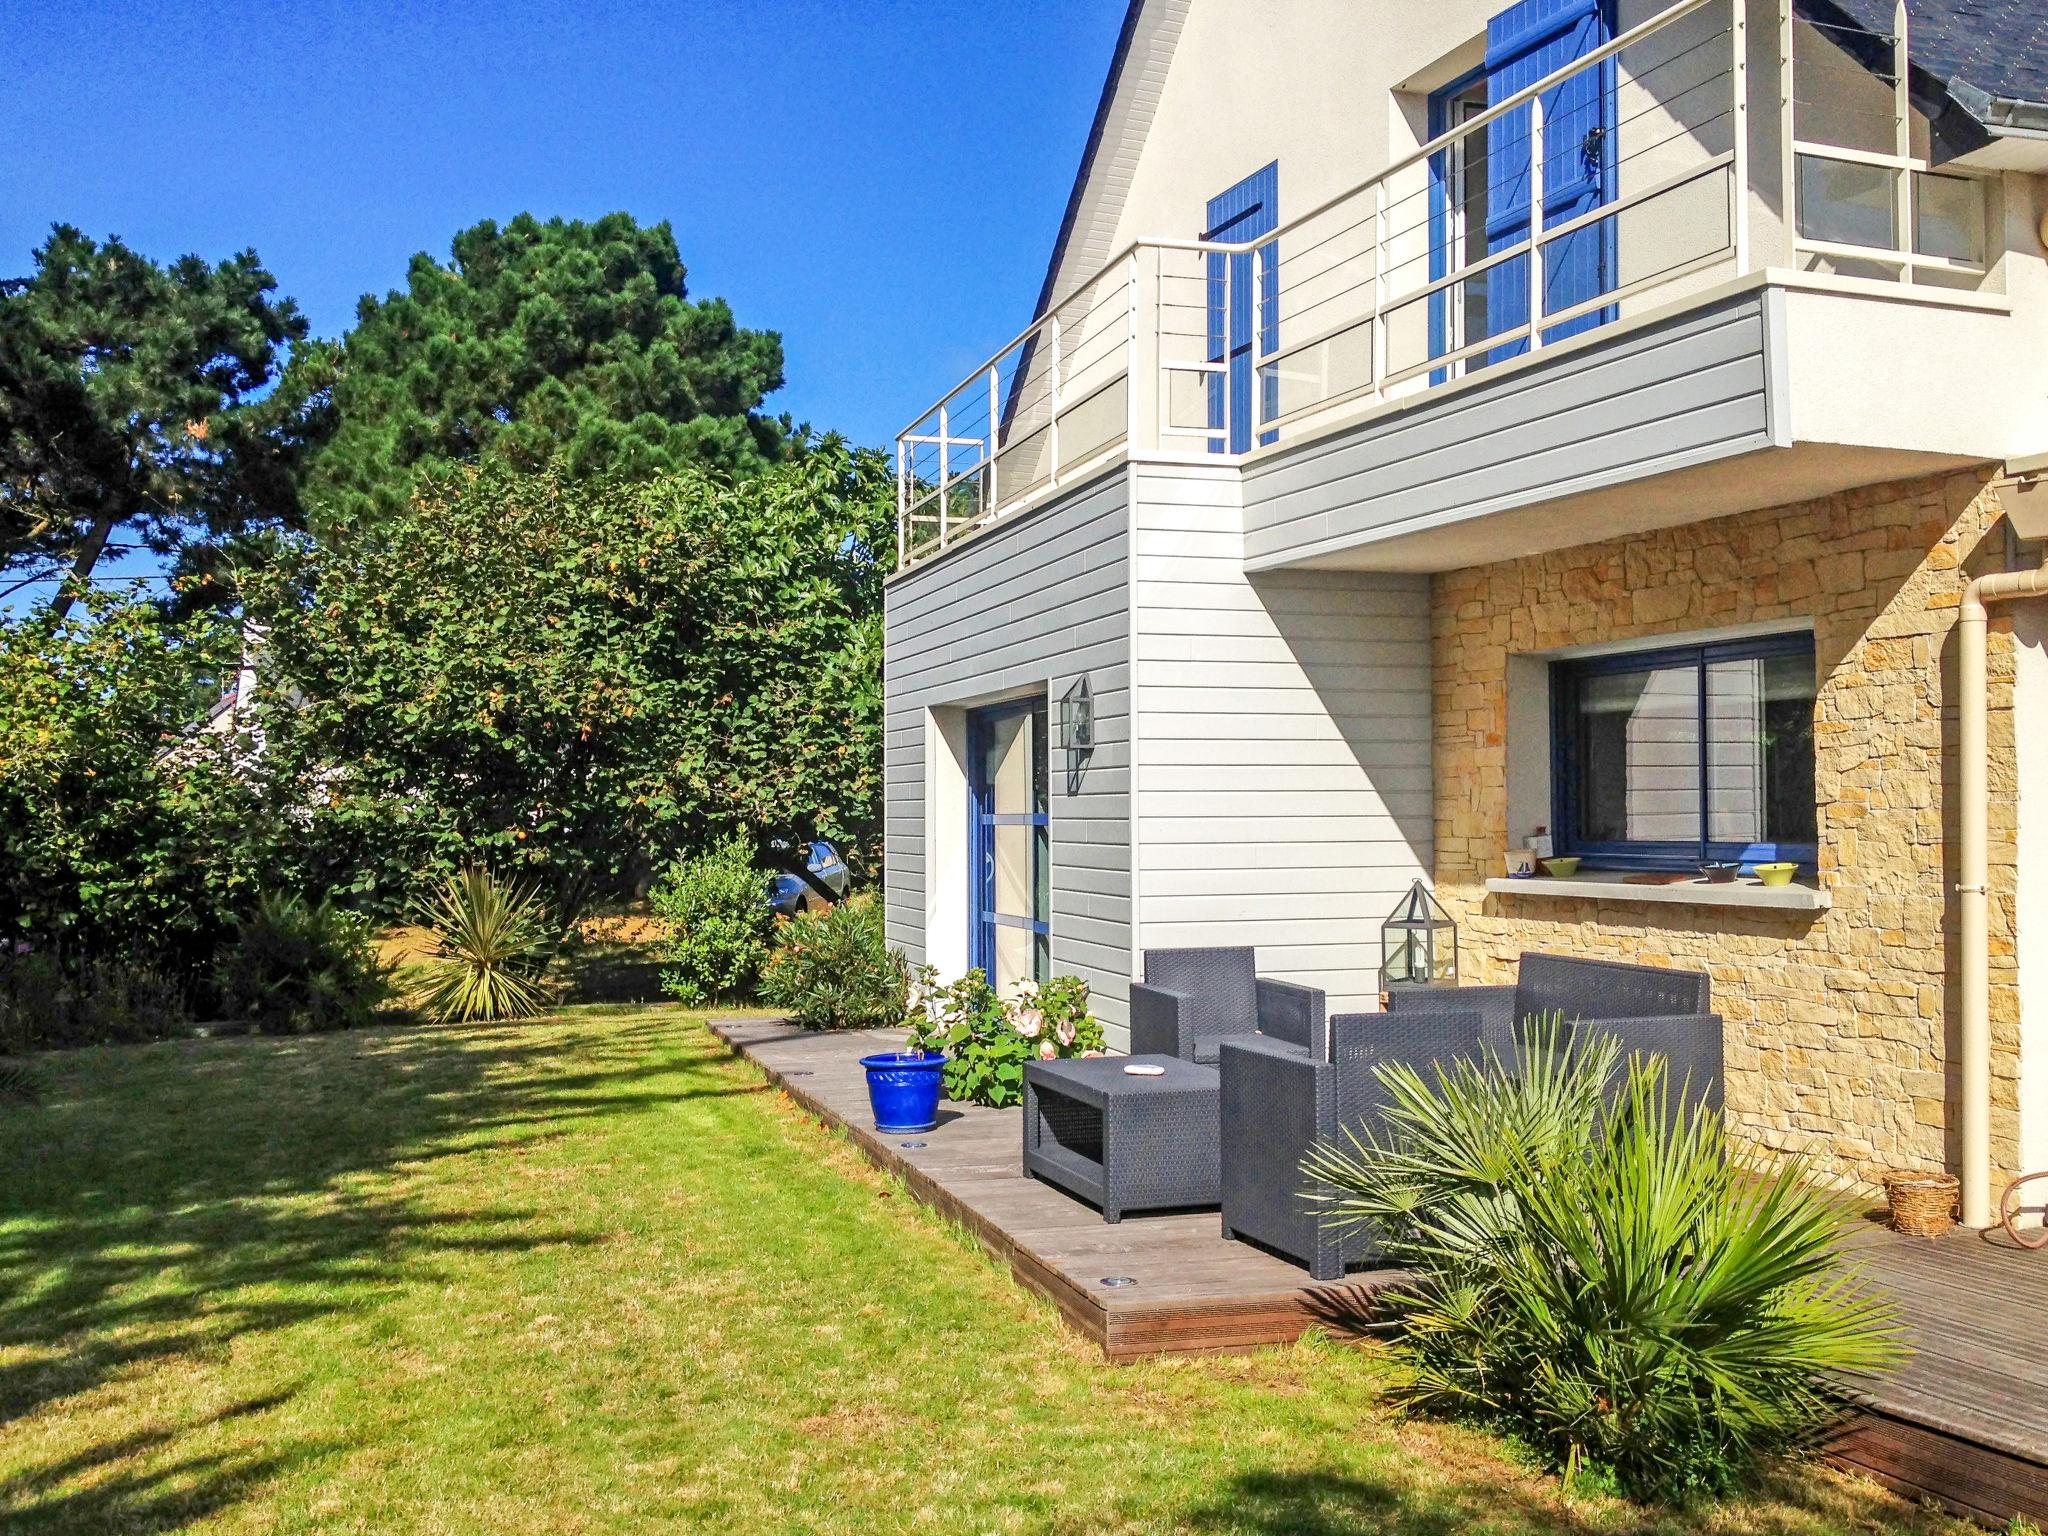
[969,696,1049,992]
[1552,632,1817,870]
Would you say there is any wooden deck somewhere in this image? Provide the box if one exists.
[710,1017,1402,1359]
[713,1017,2048,1526]
[1827,1221,2048,1524]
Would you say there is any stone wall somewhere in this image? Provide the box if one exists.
[1430,469,2021,1188]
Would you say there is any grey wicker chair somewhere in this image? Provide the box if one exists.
[1218,1009,1488,1280]
[1128,946,1327,1063]
[1385,951,1724,1114]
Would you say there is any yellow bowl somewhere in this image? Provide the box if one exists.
[1752,861,1797,887]
[1541,856,1581,877]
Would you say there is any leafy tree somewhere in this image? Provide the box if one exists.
[0,590,264,978]
[0,225,320,616]
[246,442,892,913]
[296,212,791,524]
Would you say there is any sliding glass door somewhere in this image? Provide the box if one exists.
[968,697,1049,994]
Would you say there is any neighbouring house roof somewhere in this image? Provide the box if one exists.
[1033,0,2048,322]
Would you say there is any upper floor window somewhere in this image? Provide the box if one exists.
[1552,633,1817,871]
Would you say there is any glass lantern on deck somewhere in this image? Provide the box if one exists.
[1381,880,1458,990]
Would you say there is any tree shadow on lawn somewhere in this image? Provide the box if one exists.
[1155,1458,1959,1536]
[0,1006,724,1527]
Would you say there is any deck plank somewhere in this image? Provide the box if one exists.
[711,1016,2048,1526]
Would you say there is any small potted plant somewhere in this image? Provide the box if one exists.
[861,971,947,1133]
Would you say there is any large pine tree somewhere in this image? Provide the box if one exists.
[294,211,792,523]
[0,225,319,615]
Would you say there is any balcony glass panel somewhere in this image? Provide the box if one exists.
[1797,155,1895,250]
[1914,173,1984,264]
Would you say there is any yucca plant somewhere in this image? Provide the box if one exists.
[1306,1018,1902,1503]
[0,1061,41,1106]
[406,867,561,1024]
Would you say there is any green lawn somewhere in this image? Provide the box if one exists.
[0,1007,1969,1535]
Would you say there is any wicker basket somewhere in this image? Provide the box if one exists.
[1884,1170,1960,1239]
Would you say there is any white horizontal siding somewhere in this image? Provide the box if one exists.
[1132,462,1432,1014]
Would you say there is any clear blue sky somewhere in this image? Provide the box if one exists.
[3,0,1125,455]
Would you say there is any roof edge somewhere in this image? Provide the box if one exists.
[1031,0,1148,322]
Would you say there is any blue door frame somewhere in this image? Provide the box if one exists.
[1204,162,1278,454]
[1429,0,1615,374]
[967,697,1050,982]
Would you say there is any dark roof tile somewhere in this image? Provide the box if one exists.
[1818,0,2048,106]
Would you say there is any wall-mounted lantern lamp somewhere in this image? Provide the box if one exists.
[1059,675,1093,753]
[1059,674,1093,795]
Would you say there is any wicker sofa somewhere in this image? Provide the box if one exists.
[1128,946,1328,1064]
[1217,952,1723,1280]
[1383,951,1724,1114]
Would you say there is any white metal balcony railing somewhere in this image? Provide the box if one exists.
[894,0,1999,572]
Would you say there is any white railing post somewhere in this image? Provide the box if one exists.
[1527,91,1547,352]
[1891,0,1912,260]
[986,364,1000,517]
[1372,180,1388,402]
[1730,0,1750,270]
[895,436,907,571]
[936,403,950,547]
[1125,248,1141,453]
[1779,0,1798,264]
[1048,314,1063,490]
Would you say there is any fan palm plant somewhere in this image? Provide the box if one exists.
[406,867,561,1024]
[1305,1018,1901,1502]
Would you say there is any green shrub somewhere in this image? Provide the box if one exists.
[652,837,771,1005]
[759,894,906,1029]
[77,959,194,1042]
[1304,1019,1901,1503]
[0,950,191,1050]
[0,591,266,987]
[905,968,1105,1108]
[218,893,392,1036]
[406,867,561,1024]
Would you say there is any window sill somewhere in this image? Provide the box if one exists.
[1482,872,1831,912]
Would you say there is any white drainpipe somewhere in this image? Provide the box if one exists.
[1959,565,2048,1228]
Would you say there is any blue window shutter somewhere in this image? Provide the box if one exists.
[1484,0,1614,355]
[1203,162,1278,453]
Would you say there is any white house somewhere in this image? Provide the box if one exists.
[882,0,2048,1223]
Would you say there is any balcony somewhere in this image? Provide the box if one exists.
[894,0,2010,576]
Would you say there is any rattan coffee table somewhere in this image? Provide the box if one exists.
[1022,1054,1221,1222]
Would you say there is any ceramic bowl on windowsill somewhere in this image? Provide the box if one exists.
[1752,861,1798,887]
[1699,861,1741,883]
[1540,856,1581,878]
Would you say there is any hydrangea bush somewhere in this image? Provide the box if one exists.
[903,966,1105,1108]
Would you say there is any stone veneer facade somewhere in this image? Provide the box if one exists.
[1431,469,2022,1188]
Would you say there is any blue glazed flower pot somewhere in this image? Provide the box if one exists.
[861,1051,945,1134]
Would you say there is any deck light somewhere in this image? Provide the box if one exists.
[1381,879,1458,990]
[1098,1275,1137,1288]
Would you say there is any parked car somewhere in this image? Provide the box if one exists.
[767,839,849,917]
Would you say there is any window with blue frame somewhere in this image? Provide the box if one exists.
[969,697,1050,992]
[1551,633,1817,871]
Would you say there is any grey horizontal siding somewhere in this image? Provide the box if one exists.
[1241,293,1776,567]
[883,468,1133,1032]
